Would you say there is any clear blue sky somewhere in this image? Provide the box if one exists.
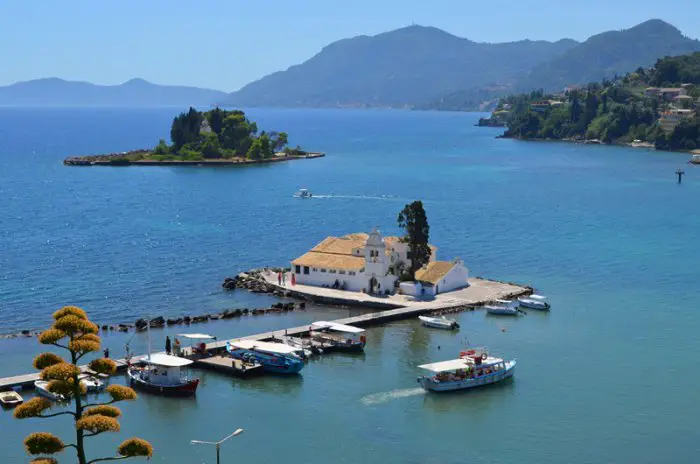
[1,0,698,91]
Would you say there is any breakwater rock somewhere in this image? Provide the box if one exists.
[223,269,287,294]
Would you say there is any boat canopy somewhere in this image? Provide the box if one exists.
[178,333,216,340]
[418,359,469,373]
[311,321,364,334]
[231,340,299,355]
[145,353,194,367]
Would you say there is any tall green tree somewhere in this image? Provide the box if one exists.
[14,306,153,464]
[397,201,431,279]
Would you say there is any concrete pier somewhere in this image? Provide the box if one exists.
[0,277,529,390]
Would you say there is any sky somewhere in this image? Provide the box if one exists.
[1,0,699,91]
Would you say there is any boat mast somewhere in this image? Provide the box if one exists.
[147,316,152,360]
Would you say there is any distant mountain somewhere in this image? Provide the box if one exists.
[519,19,700,92]
[0,78,227,107]
[225,25,579,108]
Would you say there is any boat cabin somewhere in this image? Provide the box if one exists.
[178,333,216,358]
[139,354,195,386]
[310,321,366,351]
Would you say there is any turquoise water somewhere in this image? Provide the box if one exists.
[1,108,700,463]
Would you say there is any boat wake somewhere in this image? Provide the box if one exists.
[311,194,398,201]
[360,387,425,405]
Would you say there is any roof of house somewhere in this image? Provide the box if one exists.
[292,251,365,271]
[673,95,694,99]
[415,261,456,285]
[311,235,366,255]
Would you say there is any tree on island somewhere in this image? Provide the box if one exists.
[14,306,152,464]
[159,107,292,161]
[397,200,431,280]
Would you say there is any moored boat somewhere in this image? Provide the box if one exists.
[518,294,550,310]
[34,380,66,402]
[310,321,366,352]
[418,315,459,330]
[0,390,24,408]
[79,374,106,393]
[485,299,521,316]
[417,348,516,392]
[226,340,305,374]
[127,354,200,396]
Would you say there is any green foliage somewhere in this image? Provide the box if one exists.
[650,52,700,86]
[153,139,169,155]
[16,306,151,464]
[657,117,700,150]
[397,201,431,279]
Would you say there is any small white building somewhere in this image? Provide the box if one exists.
[291,228,468,296]
[414,259,469,296]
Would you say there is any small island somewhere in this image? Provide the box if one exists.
[64,107,324,166]
[484,52,700,152]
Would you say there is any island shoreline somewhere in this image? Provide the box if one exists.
[64,151,325,166]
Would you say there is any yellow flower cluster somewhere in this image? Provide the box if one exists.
[118,437,154,458]
[24,432,64,455]
[76,415,120,434]
[14,397,52,419]
[106,385,138,402]
[83,405,122,418]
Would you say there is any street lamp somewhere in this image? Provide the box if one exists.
[191,428,244,464]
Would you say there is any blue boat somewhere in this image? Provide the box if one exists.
[226,340,304,375]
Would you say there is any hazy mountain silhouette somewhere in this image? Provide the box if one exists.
[0,78,227,106]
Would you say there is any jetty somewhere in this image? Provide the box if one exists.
[0,274,528,390]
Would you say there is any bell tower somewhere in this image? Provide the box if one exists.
[364,227,387,277]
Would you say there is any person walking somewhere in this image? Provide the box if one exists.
[282,272,286,285]
[291,273,296,286]
[165,336,172,355]
[103,347,110,359]
[173,338,182,357]
[278,272,282,285]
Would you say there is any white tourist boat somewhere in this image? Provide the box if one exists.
[518,294,550,310]
[310,321,366,352]
[34,380,66,402]
[0,390,24,408]
[417,348,516,392]
[485,299,521,316]
[294,188,312,198]
[127,354,200,396]
[418,315,459,330]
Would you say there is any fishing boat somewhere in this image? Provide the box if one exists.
[518,294,550,310]
[0,390,24,408]
[417,348,516,392]
[485,299,521,316]
[418,315,459,330]
[226,340,304,374]
[126,320,200,396]
[79,374,106,393]
[270,336,315,359]
[310,321,366,352]
[127,354,200,396]
[294,188,312,198]
[34,380,66,402]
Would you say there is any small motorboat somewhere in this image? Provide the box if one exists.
[294,188,312,198]
[127,354,200,396]
[227,340,305,374]
[0,390,24,408]
[518,294,550,310]
[34,381,66,402]
[310,321,366,352]
[79,374,106,393]
[485,300,521,316]
[418,315,459,330]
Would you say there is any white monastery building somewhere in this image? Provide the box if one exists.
[291,228,469,296]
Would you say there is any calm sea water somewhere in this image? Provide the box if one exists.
[1,108,700,463]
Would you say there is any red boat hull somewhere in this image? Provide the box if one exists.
[128,372,199,396]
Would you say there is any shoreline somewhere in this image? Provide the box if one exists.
[495,134,696,154]
[64,151,325,166]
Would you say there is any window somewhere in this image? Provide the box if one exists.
[303,266,309,275]
[349,271,356,276]
[295,265,301,274]
[339,270,346,275]
[329,269,337,274]
[312,268,318,272]
[320,269,327,273]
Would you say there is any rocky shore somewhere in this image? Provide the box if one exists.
[64,151,325,166]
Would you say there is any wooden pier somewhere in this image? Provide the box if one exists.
[194,356,263,378]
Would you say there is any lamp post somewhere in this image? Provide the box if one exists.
[191,428,244,464]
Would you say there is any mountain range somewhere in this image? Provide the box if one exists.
[1,19,699,110]
[0,78,226,107]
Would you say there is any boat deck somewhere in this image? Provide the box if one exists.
[194,356,264,378]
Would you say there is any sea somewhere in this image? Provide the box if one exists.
[1,107,699,463]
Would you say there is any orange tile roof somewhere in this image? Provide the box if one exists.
[415,261,456,285]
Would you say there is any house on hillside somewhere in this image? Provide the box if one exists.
[530,101,551,113]
[645,87,688,101]
[658,108,695,133]
[291,228,468,296]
